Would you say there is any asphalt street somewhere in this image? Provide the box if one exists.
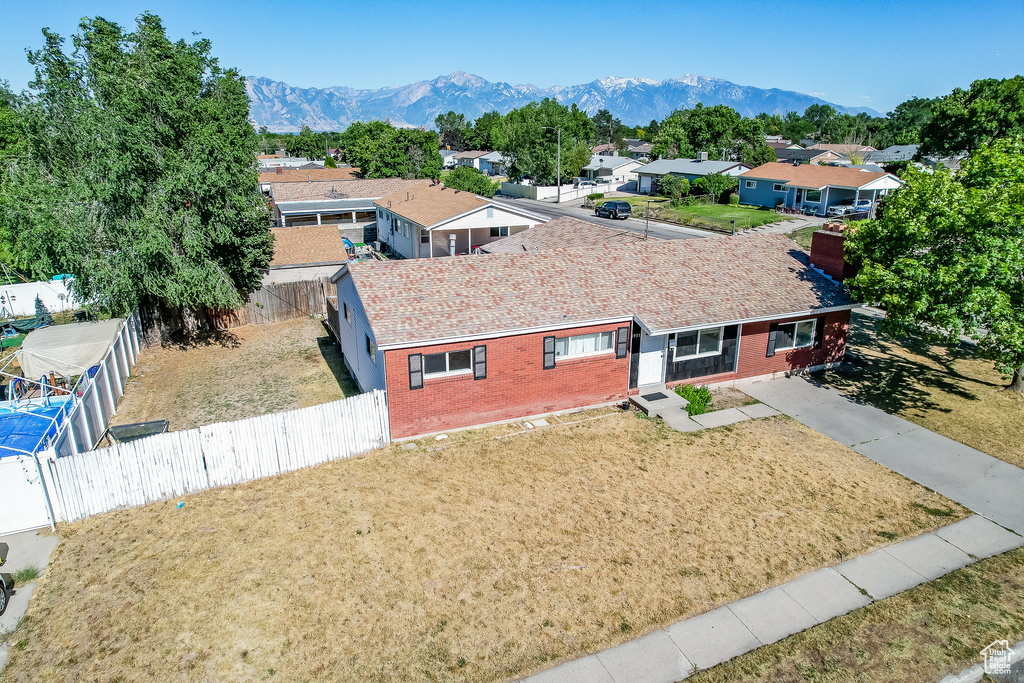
[491,195,718,241]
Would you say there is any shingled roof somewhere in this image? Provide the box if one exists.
[340,233,856,348]
[482,216,653,254]
[271,178,427,202]
[373,184,489,227]
[270,226,350,268]
[259,167,360,184]
[742,163,892,189]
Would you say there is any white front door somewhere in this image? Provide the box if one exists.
[637,334,666,386]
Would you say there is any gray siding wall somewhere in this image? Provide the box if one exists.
[335,274,387,393]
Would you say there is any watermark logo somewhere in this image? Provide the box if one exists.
[982,639,1014,675]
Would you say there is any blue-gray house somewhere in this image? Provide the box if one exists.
[634,158,750,194]
[738,163,903,215]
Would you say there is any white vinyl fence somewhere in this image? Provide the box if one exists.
[42,390,390,523]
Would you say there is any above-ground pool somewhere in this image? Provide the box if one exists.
[0,396,73,458]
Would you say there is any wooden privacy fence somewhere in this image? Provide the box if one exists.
[203,277,330,330]
[43,390,390,523]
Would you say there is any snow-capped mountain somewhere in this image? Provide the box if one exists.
[246,71,880,132]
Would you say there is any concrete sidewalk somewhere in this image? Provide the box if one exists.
[0,530,59,671]
[522,515,1022,683]
[741,376,1024,535]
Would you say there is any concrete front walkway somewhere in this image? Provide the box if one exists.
[0,530,59,671]
[521,376,1024,682]
[741,376,1024,535]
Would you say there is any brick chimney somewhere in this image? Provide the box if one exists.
[275,166,283,174]
[809,222,858,282]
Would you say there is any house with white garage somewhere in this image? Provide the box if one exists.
[269,178,425,230]
[579,155,644,187]
[634,158,750,194]
[374,183,549,259]
[738,163,903,214]
[454,150,490,171]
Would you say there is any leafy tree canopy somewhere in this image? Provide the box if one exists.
[919,76,1024,158]
[338,120,442,179]
[435,110,470,151]
[653,104,767,162]
[658,173,689,201]
[0,13,274,315]
[287,125,325,160]
[465,111,502,150]
[494,99,594,184]
[845,137,1024,393]
[693,173,739,204]
[443,165,498,197]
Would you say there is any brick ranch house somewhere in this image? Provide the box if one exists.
[331,233,857,439]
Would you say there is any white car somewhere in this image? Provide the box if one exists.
[826,199,872,217]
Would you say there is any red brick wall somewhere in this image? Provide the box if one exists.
[385,322,630,439]
[664,310,851,390]
[810,231,858,282]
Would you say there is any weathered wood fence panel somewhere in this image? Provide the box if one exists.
[204,277,331,330]
[325,296,340,340]
[44,390,390,523]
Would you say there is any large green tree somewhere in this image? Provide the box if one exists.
[443,165,498,197]
[919,76,1024,158]
[434,110,470,151]
[0,14,274,318]
[287,125,325,160]
[340,120,441,179]
[494,99,594,184]
[845,138,1024,393]
[652,104,767,162]
[465,111,502,150]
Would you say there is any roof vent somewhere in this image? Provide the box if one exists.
[307,174,311,182]
[275,166,283,175]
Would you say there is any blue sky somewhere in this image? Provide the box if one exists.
[2,0,1021,115]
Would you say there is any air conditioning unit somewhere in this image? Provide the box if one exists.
[372,241,381,251]
[698,151,708,162]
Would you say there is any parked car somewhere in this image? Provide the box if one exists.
[826,199,872,217]
[595,200,632,220]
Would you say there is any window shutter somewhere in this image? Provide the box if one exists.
[766,323,779,358]
[543,336,556,369]
[473,345,487,380]
[616,327,629,358]
[408,353,423,390]
[813,317,825,350]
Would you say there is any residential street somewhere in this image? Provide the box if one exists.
[491,194,715,241]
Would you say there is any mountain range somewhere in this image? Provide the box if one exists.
[245,71,881,132]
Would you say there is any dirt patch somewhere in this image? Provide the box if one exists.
[3,414,966,683]
[689,547,1024,683]
[110,318,359,431]
[821,312,1024,469]
[709,386,760,411]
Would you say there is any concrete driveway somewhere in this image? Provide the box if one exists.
[742,376,1024,535]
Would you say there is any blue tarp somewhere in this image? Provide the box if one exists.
[0,403,68,458]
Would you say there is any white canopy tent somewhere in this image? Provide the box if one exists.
[18,318,126,379]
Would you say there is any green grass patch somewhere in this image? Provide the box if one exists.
[12,566,40,585]
[602,196,783,229]
[786,224,818,251]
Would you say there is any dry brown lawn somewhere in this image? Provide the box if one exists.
[111,318,358,431]
[2,413,966,683]
[689,547,1024,683]
[823,312,1024,469]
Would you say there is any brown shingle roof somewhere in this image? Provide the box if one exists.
[343,233,856,347]
[741,163,890,189]
[482,216,654,254]
[454,150,490,159]
[271,178,427,202]
[373,184,488,227]
[259,167,361,184]
[270,225,351,267]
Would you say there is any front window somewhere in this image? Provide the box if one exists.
[553,331,615,359]
[805,189,822,202]
[674,326,723,361]
[489,226,509,238]
[365,335,376,362]
[775,319,816,350]
[745,180,757,189]
[773,183,786,192]
[423,349,472,377]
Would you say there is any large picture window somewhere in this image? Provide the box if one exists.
[805,189,822,203]
[423,349,473,377]
[674,326,723,361]
[775,319,816,351]
[553,331,615,359]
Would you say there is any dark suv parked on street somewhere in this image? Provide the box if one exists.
[595,200,632,220]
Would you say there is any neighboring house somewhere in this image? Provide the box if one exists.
[738,162,903,212]
[478,151,508,176]
[866,144,918,163]
[258,166,361,194]
[767,141,803,151]
[373,183,549,259]
[627,142,654,160]
[774,148,840,165]
[764,135,792,145]
[440,149,459,168]
[454,150,490,170]
[269,178,425,230]
[330,233,856,439]
[262,225,352,285]
[592,143,617,155]
[634,158,750,194]
[258,156,327,169]
[806,143,878,154]
[480,216,655,254]
[580,155,644,185]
